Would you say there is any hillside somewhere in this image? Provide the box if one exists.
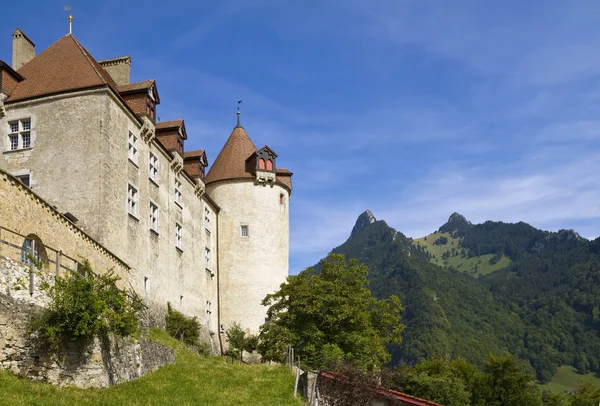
[0,329,301,406]
[324,210,600,383]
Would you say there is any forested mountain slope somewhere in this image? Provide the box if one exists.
[321,210,600,382]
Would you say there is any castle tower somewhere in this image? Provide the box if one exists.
[205,116,292,335]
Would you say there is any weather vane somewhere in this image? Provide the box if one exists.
[64,6,73,34]
[236,100,242,127]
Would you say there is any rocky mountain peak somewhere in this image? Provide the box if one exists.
[438,212,472,234]
[351,210,377,238]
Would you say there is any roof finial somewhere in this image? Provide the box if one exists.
[236,100,243,128]
[64,6,73,34]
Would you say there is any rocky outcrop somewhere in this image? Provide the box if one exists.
[350,210,377,238]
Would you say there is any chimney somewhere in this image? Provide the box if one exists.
[98,56,131,86]
[12,28,35,70]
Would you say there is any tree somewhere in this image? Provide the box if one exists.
[258,253,404,370]
[472,355,541,406]
[225,322,258,363]
[569,381,600,406]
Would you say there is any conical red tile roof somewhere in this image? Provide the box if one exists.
[205,126,257,185]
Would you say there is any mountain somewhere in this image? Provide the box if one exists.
[319,210,600,383]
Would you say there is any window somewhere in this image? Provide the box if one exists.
[266,159,273,170]
[16,174,30,188]
[7,119,31,151]
[205,247,211,270]
[144,277,149,302]
[149,202,159,232]
[21,237,42,265]
[204,207,211,231]
[22,132,31,148]
[174,179,182,205]
[240,225,249,237]
[180,295,183,310]
[127,184,139,217]
[206,300,212,328]
[149,153,158,182]
[175,223,183,250]
[128,131,138,164]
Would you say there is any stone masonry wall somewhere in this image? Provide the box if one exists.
[0,257,175,388]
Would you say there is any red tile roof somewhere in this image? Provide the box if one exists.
[319,371,443,406]
[184,149,206,159]
[7,34,119,103]
[117,80,154,93]
[155,119,184,130]
[205,127,257,185]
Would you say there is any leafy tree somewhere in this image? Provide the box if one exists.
[258,253,404,370]
[472,355,540,406]
[29,261,144,353]
[225,322,258,362]
[542,391,567,406]
[569,381,600,406]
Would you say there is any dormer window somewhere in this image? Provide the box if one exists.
[255,146,277,172]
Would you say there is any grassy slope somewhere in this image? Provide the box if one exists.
[413,232,511,276]
[539,365,600,394]
[0,329,302,406]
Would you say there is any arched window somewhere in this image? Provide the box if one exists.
[21,235,46,267]
[259,158,266,169]
[266,159,273,171]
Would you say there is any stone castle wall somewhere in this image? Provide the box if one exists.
[0,90,219,348]
[0,257,175,388]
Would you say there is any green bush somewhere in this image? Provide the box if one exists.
[165,302,210,356]
[28,260,144,353]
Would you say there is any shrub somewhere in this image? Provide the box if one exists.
[28,260,144,353]
[165,302,210,355]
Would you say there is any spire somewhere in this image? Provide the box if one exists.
[236,100,243,128]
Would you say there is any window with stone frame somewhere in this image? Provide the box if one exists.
[128,131,138,165]
[205,247,211,270]
[7,119,31,151]
[240,225,249,237]
[174,178,182,205]
[149,202,159,233]
[175,223,183,250]
[149,152,159,183]
[204,207,211,232]
[127,184,139,218]
[15,174,30,188]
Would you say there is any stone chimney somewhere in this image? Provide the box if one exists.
[12,28,35,70]
[98,56,131,86]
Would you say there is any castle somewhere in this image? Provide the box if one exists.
[0,28,292,352]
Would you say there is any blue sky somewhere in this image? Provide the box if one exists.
[2,1,600,274]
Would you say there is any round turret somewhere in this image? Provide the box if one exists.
[206,123,292,336]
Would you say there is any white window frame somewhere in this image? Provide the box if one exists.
[174,178,182,206]
[128,131,138,165]
[149,202,159,233]
[240,225,249,237]
[149,152,159,183]
[7,119,32,151]
[127,183,139,218]
[175,223,183,250]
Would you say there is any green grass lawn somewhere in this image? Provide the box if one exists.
[539,365,600,394]
[0,329,303,406]
[414,232,511,276]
